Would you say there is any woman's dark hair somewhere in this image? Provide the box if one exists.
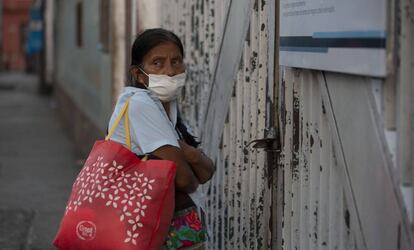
[130,28,184,67]
[176,114,201,148]
[129,28,199,148]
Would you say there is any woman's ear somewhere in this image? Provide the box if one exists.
[130,67,148,86]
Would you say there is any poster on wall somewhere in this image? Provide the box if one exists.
[279,0,387,77]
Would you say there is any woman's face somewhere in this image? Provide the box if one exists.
[134,41,185,86]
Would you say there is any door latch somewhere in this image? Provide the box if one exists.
[246,127,280,152]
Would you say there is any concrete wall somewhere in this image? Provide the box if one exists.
[54,0,113,154]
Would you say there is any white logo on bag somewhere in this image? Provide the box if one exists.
[76,221,96,241]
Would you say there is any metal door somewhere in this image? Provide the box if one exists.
[158,0,277,249]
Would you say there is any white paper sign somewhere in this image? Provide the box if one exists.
[280,0,387,77]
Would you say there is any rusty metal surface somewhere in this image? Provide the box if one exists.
[279,69,360,250]
[279,68,414,250]
[151,0,414,249]
[158,0,274,249]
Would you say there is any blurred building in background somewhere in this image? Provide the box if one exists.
[53,0,113,155]
[50,0,159,155]
[4,0,412,249]
[1,0,32,71]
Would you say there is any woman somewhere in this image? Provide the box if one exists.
[108,28,215,249]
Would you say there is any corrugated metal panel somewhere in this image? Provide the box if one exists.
[398,0,414,186]
[161,0,227,136]
[275,0,414,248]
[279,69,360,250]
[148,0,414,249]
[158,0,274,249]
[139,0,414,249]
[279,68,414,250]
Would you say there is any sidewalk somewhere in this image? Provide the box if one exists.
[0,73,80,250]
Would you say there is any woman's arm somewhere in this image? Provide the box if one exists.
[178,140,215,184]
[127,96,199,194]
[151,145,200,193]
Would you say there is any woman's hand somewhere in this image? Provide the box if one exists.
[178,140,215,184]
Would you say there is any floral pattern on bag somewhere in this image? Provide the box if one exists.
[65,155,156,246]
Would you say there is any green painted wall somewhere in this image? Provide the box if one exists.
[55,0,113,132]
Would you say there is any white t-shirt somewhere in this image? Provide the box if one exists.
[108,86,180,155]
[109,87,207,212]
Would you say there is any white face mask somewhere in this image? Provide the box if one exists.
[139,68,186,102]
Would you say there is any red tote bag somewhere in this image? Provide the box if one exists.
[53,97,176,250]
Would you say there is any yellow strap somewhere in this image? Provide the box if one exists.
[141,155,149,161]
[124,101,131,150]
[105,97,132,150]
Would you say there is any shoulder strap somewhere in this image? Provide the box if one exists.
[105,96,132,150]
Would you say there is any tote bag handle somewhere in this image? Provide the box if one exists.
[105,97,132,150]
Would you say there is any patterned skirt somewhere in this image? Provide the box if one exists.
[163,206,207,249]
